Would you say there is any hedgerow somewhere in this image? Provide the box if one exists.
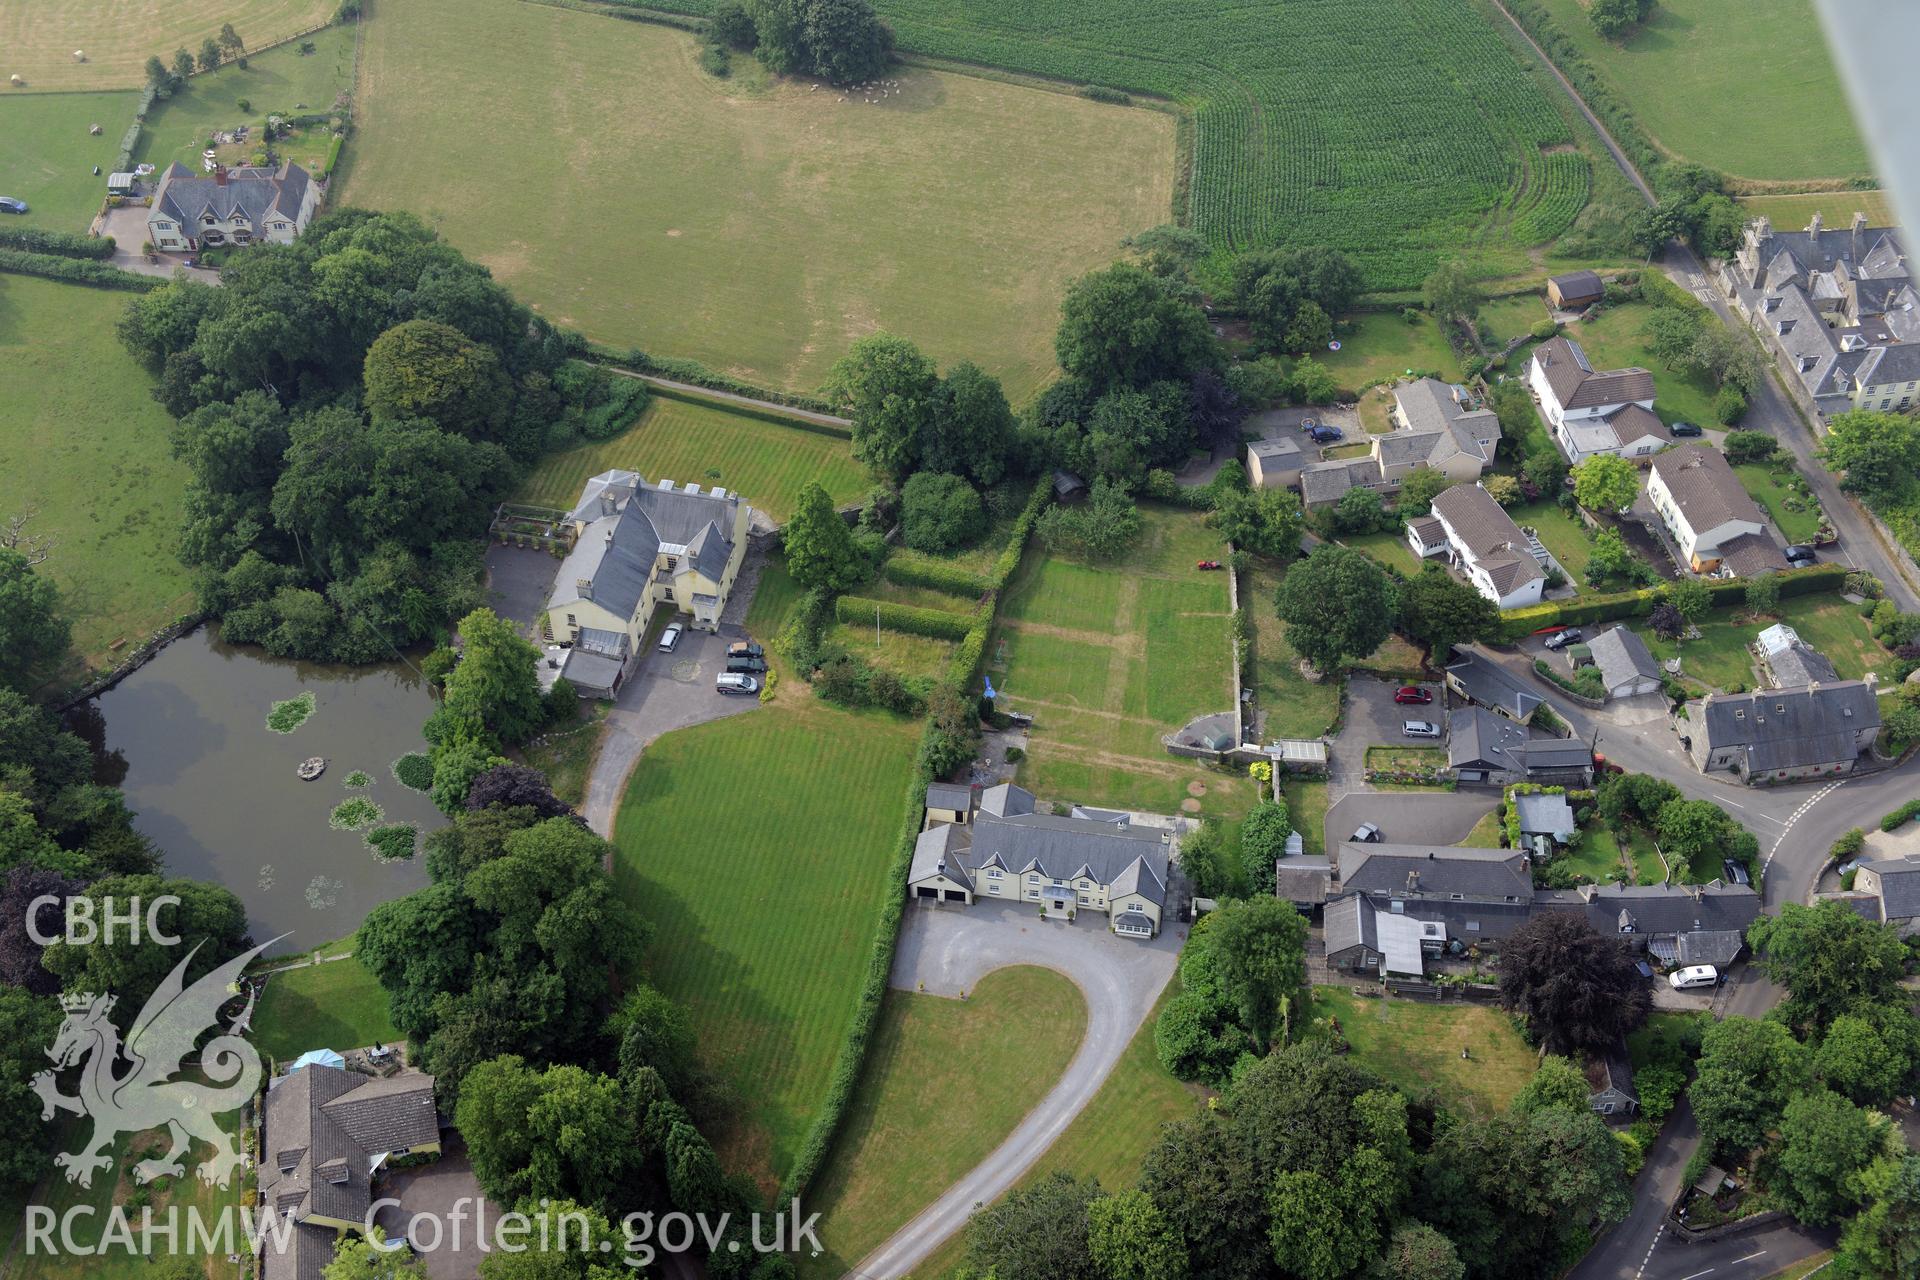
[0,227,115,260]
[835,595,975,641]
[1884,799,1920,833]
[879,556,990,598]
[0,249,160,292]
[1498,563,1848,640]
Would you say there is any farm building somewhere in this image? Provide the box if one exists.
[1547,270,1605,309]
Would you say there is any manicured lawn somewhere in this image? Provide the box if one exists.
[252,953,401,1065]
[0,90,137,231]
[1527,0,1868,181]
[1322,311,1463,391]
[1310,988,1535,1115]
[1461,809,1506,847]
[0,0,335,91]
[1634,593,1886,691]
[1509,499,1594,582]
[745,550,804,638]
[1281,779,1331,856]
[611,702,921,1186]
[518,392,869,525]
[1247,559,1340,740]
[1341,529,1422,577]
[797,967,1088,1279]
[0,275,195,684]
[910,979,1200,1279]
[1479,293,1552,346]
[1564,301,1720,428]
[341,0,1173,400]
[995,506,1251,820]
[1737,191,1895,233]
[1733,463,1825,544]
[133,21,358,177]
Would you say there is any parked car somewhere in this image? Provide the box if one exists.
[1784,544,1818,566]
[728,641,764,659]
[1307,425,1344,444]
[716,673,759,695]
[1669,421,1704,438]
[1393,686,1432,705]
[1543,627,1584,651]
[1402,720,1441,738]
[0,197,27,214]
[726,656,768,675]
[1722,859,1751,885]
[658,622,684,652]
[1351,822,1382,843]
[1669,965,1719,990]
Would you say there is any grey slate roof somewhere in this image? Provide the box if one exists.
[1337,842,1533,902]
[1392,378,1500,459]
[1515,793,1577,839]
[1449,705,1528,771]
[925,783,974,812]
[1863,855,1920,920]
[548,471,742,621]
[154,160,311,229]
[1273,855,1332,906]
[1588,625,1661,692]
[1550,270,1604,300]
[1534,336,1656,410]
[1301,458,1382,504]
[916,784,1171,909]
[1718,530,1790,576]
[1765,641,1840,688]
[1324,893,1375,956]
[1446,653,1543,721]
[1535,882,1762,942]
[1694,681,1880,772]
[979,782,1035,817]
[908,823,971,890]
[559,647,623,695]
[1650,445,1767,536]
[1430,484,1544,594]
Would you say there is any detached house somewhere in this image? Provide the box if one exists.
[1447,706,1593,787]
[1529,336,1665,464]
[1646,445,1788,577]
[907,783,1173,938]
[1415,483,1546,608]
[1854,855,1920,936]
[1684,681,1881,783]
[257,1063,440,1280]
[544,470,752,695]
[1725,213,1918,419]
[147,161,317,252]
[1297,379,1499,508]
[1586,625,1664,699]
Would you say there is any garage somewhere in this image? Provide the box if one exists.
[943,890,968,903]
[916,886,939,900]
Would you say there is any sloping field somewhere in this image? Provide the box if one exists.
[0,0,336,91]
[341,0,1173,400]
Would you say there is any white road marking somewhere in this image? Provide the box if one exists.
[1635,1225,1666,1279]
[1764,779,1847,874]
[1732,1251,1766,1264]
[1679,1270,1716,1280]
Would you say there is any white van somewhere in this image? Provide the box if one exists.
[1668,965,1719,990]
[716,673,758,696]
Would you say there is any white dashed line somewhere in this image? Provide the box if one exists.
[1764,779,1847,874]
[1635,1224,1666,1279]
[1732,1251,1767,1265]
[1679,1270,1716,1280]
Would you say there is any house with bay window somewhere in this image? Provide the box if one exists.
[147,160,317,252]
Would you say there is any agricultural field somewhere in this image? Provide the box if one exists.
[1526,0,1869,181]
[0,90,137,230]
[779,0,1594,286]
[798,967,1088,1279]
[0,275,194,684]
[133,19,357,177]
[251,954,401,1065]
[611,701,921,1186]
[1737,190,1896,232]
[0,0,336,91]
[1309,987,1536,1115]
[342,0,1172,401]
[992,505,1258,820]
[518,392,869,525]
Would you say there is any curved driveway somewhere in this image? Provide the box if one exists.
[851,903,1181,1279]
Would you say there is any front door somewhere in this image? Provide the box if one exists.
[1044,889,1072,919]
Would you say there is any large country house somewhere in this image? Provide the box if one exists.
[258,1061,440,1280]
[1646,445,1787,577]
[1292,378,1500,507]
[544,470,752,693]
[1724,213,1918,419]
[908,783,1173,938]
[1528,336,1666,465]
[147,161,317,252]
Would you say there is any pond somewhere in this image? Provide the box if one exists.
[89,625,442,956]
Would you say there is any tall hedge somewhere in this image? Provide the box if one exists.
[0,227,114,260]
[835,595,976,641]
[0,249,159,291]
[879,555,989,599]
[1496,563,1849,640]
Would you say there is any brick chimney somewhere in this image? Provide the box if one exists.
[213,165,228,186]
[1806,210,1822,237]
[1852,210,1868,261]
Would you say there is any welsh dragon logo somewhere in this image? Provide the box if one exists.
[32,939,277,1189]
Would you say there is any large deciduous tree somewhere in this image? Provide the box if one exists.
[783,481,868,592]
[1275,545,1396,675]
[363,319,512,443]
[1653,798,1758,883]
[1822,410,1920,501]
[0,551,70,693]
[1208,488,1304,561]
[1775,1087,1891,1227]
[1573,453,1639,512]
[1055,264,1219,395]
[1206,895,1308,1050]
[1690,1015,1812,1156]
[824,332,942,481]
[1396,564,1500,663]
[963,1170,1103,1280]
[1747,899,1912,1036]
[1497,913,1651,1055]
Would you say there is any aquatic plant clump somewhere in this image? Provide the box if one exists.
[328,797,384,831]
[364,823,419,860]
[392,752,435,792]
[266,691,317,733]
[343,770,374,789]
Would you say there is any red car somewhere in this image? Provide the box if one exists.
[1393,686,1432,705]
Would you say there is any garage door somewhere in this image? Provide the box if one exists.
[916,886,939,900]
[943,890,968,903]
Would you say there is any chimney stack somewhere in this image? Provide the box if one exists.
[1852,210,1868,261]
[1807,211,1823,237]
[213,165,228,187]
[575,577,593,601]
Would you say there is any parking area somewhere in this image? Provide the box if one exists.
[1245,405,1362,439]
[96,203,223,283]
[373,1135,489,1280]
[1330,675,1443,791]
[1323,790,1501,849]
[483,544,560,637]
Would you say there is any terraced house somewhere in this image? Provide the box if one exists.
[908,783,1173,938]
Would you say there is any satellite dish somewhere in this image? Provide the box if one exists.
[1327,340,1341,351]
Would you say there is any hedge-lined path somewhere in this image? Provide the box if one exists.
[855,902,1180,1280]
[597,368,854,430]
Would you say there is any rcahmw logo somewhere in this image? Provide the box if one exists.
[26,894,184,946]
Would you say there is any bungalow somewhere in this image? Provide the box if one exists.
[1586,625,1664,699]
[148,160,317,252]
[1684,681,1881,783]
[1646,446,1788,577]
[544,471,753,694]
[1529,336,1660,464]
[1296,379,1500,508]
[1446,652,1544,722]
[1424,483,1546,608]
[907,783,1173,937]
[1447,706,1593,787]
[257,1063,441,1280]
[1854,855,1920,936]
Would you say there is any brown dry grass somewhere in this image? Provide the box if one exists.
[0,0,336,91]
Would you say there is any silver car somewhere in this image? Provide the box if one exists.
[1402,720,1441,738]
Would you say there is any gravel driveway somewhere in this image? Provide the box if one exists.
[855,902,1181,1278]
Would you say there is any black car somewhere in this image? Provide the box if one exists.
[1307,425,1344,444]
[726,656,768,675]
[1784,544,1818,566]
[1669,421,1704,438]
[728,641,765,660]
[0,197,27,215]
[1542,627,1584,651]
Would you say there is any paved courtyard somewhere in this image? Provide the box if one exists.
[372,1135,489,1280]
